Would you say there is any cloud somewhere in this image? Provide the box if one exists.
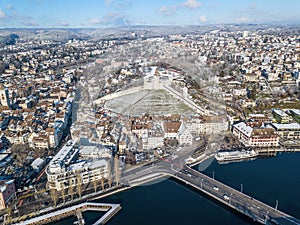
[208,2,220,9]
[182,0,202,9]
[6,5,13,10]
[236,3,263,22]
[159,0,201,17]
[0,9,8,19]
[105,0,114,5]
[105,0,132,9]
[135,19,147,25]
[89,17,101,24]
[199,15,206,22]
[159,5,178,16]
[236,3,284,24]
[249,3,256,10]
[59,21,69,27]
[116,1,132,9]
[89,12,130,26]
[101,12,130,26]
[236,17,251,22]
[23,20,39,26]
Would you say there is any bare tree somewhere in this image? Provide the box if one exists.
[114,155,121,185]
[50,189,58,207]
[61,183,66,203]
[101,175,105,190]
[107,169,112,188]
[68,178,74,200]
[11,144,30,166]
[93,173,98,193]
[76,172,83,198]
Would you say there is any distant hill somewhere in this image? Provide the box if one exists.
[0,24,299,46]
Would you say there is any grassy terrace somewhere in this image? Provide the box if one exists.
[105,90,194,116]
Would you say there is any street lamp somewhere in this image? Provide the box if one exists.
[264,211,269,224]
[240,183,243,193]
[275,200,278,210]
[212,171,215,180]
[201,178,204,189]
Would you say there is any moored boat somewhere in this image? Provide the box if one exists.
[215,149,258,164]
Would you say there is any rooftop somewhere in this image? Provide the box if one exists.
[163,121,181,133]
[273,109,289,118]
[48,140,79,174]
[270,123,300,130]
[290,109,300,116]
[233,122,253,137]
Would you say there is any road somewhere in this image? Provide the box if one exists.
[175,166,300,225]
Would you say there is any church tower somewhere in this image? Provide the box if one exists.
[0,84,10,107]
[153,74,160,90]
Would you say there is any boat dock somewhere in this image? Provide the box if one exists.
[214,147,300,161]
[14,202,121,225]
[256,147,300,157]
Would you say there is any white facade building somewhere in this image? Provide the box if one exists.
[46,140,110,191]
[0,84,10,107]
[233,122,279,147]
[178,123,193,145]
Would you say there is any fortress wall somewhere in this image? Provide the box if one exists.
[94,86,143,104]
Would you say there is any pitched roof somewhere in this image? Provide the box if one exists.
[163,121,181,133]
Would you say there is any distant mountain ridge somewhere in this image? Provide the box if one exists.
[0,24,299,46]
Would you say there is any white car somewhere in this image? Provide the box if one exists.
[223,194,230,200]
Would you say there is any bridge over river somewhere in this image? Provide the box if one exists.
[123,160,300,225]
[13,156,300,225]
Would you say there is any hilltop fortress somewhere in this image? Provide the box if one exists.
[95,66,213,116]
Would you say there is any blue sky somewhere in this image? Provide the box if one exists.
[0,0,299,28]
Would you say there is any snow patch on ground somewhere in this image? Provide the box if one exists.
[105,90,194,116]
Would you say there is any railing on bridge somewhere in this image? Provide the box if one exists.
[126,163,300,225]
[173,166,300,225]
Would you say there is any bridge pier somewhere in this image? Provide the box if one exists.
[75,210,85,225]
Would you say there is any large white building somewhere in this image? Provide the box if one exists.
[232,122,279,147]
[184,116,228,135]
[268,123,300,140]
[46,140,110,191]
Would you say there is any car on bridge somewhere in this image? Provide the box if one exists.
[223,194,230,200]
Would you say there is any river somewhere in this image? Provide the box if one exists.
[53,152,300,225]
